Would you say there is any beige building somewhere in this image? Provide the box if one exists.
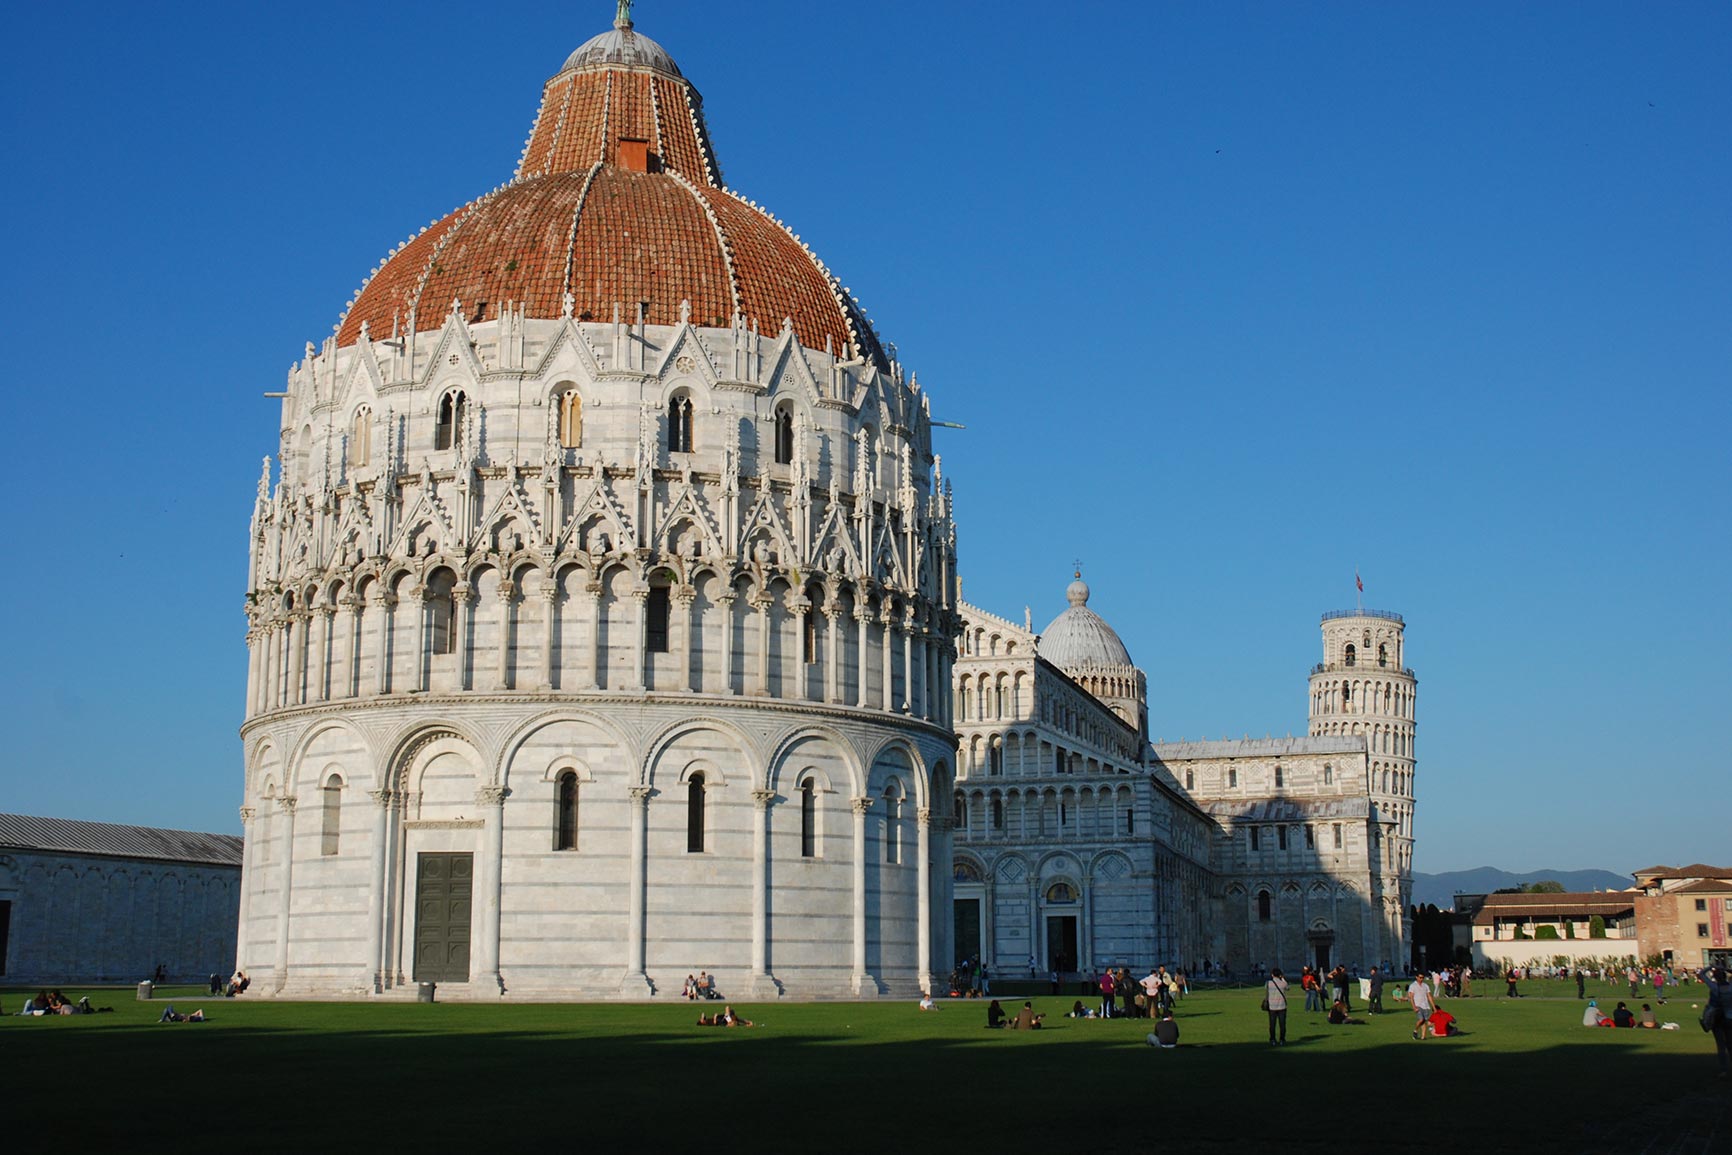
[1634,865,1732,972]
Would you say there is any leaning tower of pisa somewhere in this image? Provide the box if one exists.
[1308,608,1416,958]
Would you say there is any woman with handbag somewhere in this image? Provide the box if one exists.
[1264,968,1289,1045]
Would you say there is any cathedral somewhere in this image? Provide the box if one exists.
[236,7,1416,999]
[954,582,1416,978]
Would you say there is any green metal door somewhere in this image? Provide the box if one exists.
[413,852,472,982]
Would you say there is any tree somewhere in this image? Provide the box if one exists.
[1589,915,1607,939]
[1522,880,1566,894]
[1535,925,1560,940]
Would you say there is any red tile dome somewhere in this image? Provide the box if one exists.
[336,14,886,367]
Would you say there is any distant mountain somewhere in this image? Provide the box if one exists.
[1412,867,1633,910]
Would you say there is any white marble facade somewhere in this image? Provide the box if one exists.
[237,15,959,1001]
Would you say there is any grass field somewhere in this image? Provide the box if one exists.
[4,979,1727,1153]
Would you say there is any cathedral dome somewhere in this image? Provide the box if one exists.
[1038,575,1135,669]
[334,11,885,368]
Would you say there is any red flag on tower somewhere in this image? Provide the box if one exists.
[1355,570,1363,593]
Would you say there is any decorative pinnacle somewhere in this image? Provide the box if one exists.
[615,0,633,30]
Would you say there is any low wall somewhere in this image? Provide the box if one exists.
[1469,939,1638,971]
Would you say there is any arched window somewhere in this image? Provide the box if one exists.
[1228,767,1238,788]
[800,780,817,858]
[1377,643,1388,668]
[435,390,466,451]
[1257,891,1272,922]
[989,743,1003,776]
[1250,826,1261,851]
[1342,683,1353,708]
[686,772,706,853]
[1333,823,1343,849]
[1344,643,1356,667]
[991,796,1004,830]
[646,577,671,654]
[882,787,901,864]
[1045,882,1077,904]
[555,770,579,850]
[553,389,583,449]
[352,406,372,469]
[802,587,821,664]
[1323,763,1333,786]
[321,774,342,855]
[1274,764,1284,789]
[773,403,794,465]
[1185,769,1195,790]
[667,393,694,453]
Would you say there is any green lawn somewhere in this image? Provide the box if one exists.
[4,982,1726,1152]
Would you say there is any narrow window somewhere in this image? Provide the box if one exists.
[1059,802,1068,828]
[883,789,900,864]
[1343,683,1352,707]
[1228,767,1237,788]
[774,405,794,465]
[990,744,1003,775]
[1694,899,1706,912]
[686,773,705,852]
[559,390,583,448]
[1055,747,1065,776]
[952,793,964,828]
[1344,643,1356,667]
[1323,763,1333,786]
[1185,769,1194,790]
[352,407,371,469]
[428,571,456,655]
[1250,826,1260,851]
[321,776,341,855]
[991,797,1004,830]
[1258,891,1272,922]
[802,598,818,664]
[1274,764,1284,789]
[1377,643,1388,668]
[1124,808,1134,835]
[436,391,466,451]
[800,780,816,858]
[646,583,671,653]
[1333,823,1343,849]
[1278,826,1288,850]
[667,395,694,453]
[1305,825,1315,849]
[556,771,579,850]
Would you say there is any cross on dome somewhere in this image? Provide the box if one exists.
[615,0,634,30]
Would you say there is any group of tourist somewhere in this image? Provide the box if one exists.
[10,990,111,1016]
[1090,966,1184,1019]
[983,999,1045,1030]
[681,972,719,1000]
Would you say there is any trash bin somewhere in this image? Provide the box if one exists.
[137,981,154,1000]
[417,982,436,1003]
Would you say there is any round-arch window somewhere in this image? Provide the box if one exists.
[1044,882,1077,904]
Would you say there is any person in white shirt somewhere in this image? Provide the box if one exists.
[1409,974,1435,1039]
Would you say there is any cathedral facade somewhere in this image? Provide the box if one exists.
[237,11,959,1000]
[954,585,1416,978]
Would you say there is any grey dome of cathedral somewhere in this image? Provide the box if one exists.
[237,6,1415,998]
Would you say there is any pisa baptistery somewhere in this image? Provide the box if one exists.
[236,6,959,1000]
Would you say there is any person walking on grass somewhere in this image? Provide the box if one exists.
[1576,968,1585,999]
[1264,968,1289,1046]
[1409,972,1435,1040]
[1705,965,1731,1080]
[1368,967,1385,1014]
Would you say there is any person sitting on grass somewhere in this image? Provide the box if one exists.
[1009,1002,1045,1030]
[1146,1010,1181,1049]
[720,1005,754,1027]
[1583,999,1607,1027]
[1066,1000,1093,1019]
[1639,1003,1659,1029]
[1427,1007,1458,1037]
[918,993,939,1011]
[1612,1001,1635,1028]
[986,999,1006,1029]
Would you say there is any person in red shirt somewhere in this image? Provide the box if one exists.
[1427,1007,1458,1037]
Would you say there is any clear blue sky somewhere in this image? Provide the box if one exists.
[2,1,1726,875]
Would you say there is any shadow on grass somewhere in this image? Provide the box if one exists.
[7,1003,1729,1154]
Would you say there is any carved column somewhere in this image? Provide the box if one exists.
[824,603,842,704]
[791,599,809,700]
[315,607,335,702]
[245,629,261,716]
[412,585,431,693]
[674,588,696,693]
[622,786,654,994]
[900,608,915,714]
[753,595,771,696]
[376,591,397,696]
[586,584,604,690]
[916,806,933,994]
[494,580,515,691]
[474,785,508,993]
[854,607,871,709]
[881,614,897,712]
[718,593,737,695]
[630,588,649,692]
[850,795,876,995]
[538,584,557,692]
[750,788,777,994]
[452,584,474,691]
[344,599,363,699]
[364,788,392,992]
[272,795,298,993]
